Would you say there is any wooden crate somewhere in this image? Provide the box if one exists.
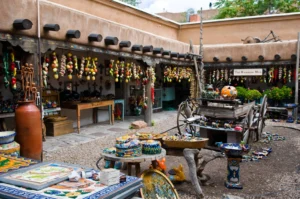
[45,120,74,136]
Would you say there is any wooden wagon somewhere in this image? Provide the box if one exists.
[177,95,268,146]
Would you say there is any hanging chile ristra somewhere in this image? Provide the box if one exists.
[10,52,17,90]
[66,53,73,80]
[42,56,50,87]
[125,63,132,83]
[85,57,91,81]
[51,52,59,80]
[119,61,125,82]
[78,57,84,79]
[91,58,98,81]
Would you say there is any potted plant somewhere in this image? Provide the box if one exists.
[281,86,292,104]
[270,87,284,106]
[236,86,247,103]
[245,89,262,104]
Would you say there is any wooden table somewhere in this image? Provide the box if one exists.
[61,100,114,133]
[100,149,166,176]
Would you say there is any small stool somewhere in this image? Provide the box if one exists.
[109,99,124,121]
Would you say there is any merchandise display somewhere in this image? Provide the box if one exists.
[141,140,162,155]
[115,135,142,158]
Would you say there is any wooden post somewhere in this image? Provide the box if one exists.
[190,40,202,98]
[295,32,300,120]
[144,65,153,126]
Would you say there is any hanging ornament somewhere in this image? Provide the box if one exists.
[51,52,59,80]
[186,67,192,82]
[212,70,216,83]
[60,54,66,77]
[216,69,220,81]
[10,52,17,90]
[148,67,156,83]
[73,55,78,71]
[225,69,228,81]
[119,61,125,82]
[220,69,224,81]
[288,68,292,83]
[66,53,73,80]
[132,63,138,80]
[138,65,144,79]
[85,57,92,81]
[268,67,274,83]
[125,62,132,83]
[283,66,287,84]
[42,56,49,87]
[78,57,84,79]
[114,60,120,82]
[164,66,171,82]
[172,67,179,82]
[109,60,114,76]
[278,66,282,80]
[91,58,98,81]
[142,85,148,109]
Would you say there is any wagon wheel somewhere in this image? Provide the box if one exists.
[177,101,196,135]
[243,104,255,144]
[256,95,267,141]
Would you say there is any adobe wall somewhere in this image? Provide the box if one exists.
[202,41,297,62]
[46,0,179,40]
[179,13,300,45]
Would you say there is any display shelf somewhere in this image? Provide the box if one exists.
[43,107,61,113]
[190,124,242,133]
[0,113,15,119]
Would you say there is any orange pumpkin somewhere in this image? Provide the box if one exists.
[221,86,237,100]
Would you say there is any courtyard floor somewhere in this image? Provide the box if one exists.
[43,111,300,199]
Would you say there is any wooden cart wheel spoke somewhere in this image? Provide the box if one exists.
[180,113,187,118]
[177,101,193,135]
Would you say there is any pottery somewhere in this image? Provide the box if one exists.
[15,101,42,161]
[0,131,16,144]
[221,86,237,100]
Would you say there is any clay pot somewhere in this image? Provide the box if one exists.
[15,101,42,161]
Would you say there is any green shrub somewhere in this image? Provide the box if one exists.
[270,87,285,101]
[236,87,247,99]
[263,89,272,99]
[245,89,262,101]
[281,86,292,99]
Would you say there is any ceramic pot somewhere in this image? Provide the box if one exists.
[15,101,42,161]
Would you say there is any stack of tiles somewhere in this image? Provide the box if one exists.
[99,168,120,186]
[115,135,142,158]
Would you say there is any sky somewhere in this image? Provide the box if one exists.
[138,0,218,14]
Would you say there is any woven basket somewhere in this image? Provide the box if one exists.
[138,132,167,141]
[45,116,67,122]
[162,137,209,149]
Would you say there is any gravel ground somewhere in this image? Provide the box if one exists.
[44,112,300,199]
